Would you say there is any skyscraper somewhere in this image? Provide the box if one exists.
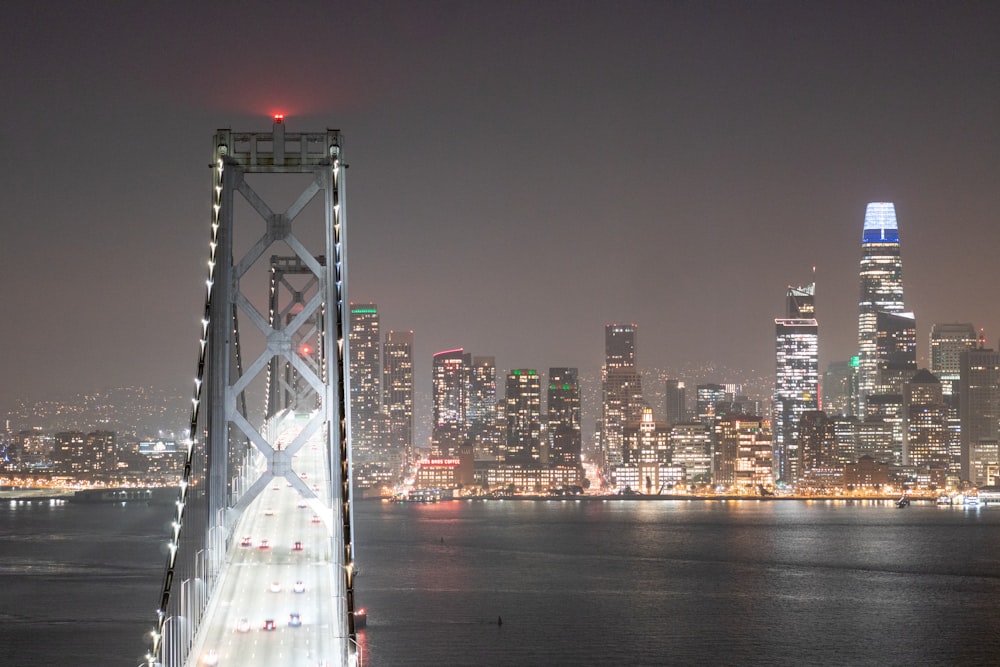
[929,323,977,397]
[383,330,414,474]
[857,202,905,414]
[547,368,581,468]
[469,356,500,454]
[349,303,381,463]
[431,348,471,457]
[929,323,977,472]
[959,346,1000,483]
[903,369,947,469]
[774,283,819,484]
[875,311,917,394]
[504,369,542,463]
[665,379,687,425]
[602,324,643,466]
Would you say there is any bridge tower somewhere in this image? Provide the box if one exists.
[146,118,357,666]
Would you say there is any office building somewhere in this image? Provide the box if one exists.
[670,422,712,483]
[774,282,819,484]
[959,347,1000,483]
[547,368,582,468]
[857,202,905,414]
[875,311,917,394]
[602,324,644,466]
[903,369,947,469]
[665,378,687,425]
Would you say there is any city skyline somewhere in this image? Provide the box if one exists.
[2,2,999,415]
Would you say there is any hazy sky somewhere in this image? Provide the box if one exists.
[2,1,998,412]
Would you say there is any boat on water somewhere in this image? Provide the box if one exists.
[896,495,910,508]
[965,495,980,506]
[936,495,952,505]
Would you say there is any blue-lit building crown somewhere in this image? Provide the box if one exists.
[862,202,899,243]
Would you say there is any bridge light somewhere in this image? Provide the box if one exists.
[300,344,312,356]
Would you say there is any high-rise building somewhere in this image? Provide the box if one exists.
[930,323,978,397]
[929,323,977,472]
[349,303,382,464]
[774,283,819,484]
[797,411,842,489]
[469,356,500,453]
[504,369,542,463]
[383,330,414,474]
[669,422,712,483]
[602,324,644,467]
[623,407,671,466]
[547,368,581,468]
[959,347,1000,483]
[431,348,471,457]
[714,414,772,490]
[857,202,905,414]
[875,311,917,394]
[696,383,727,426]
[903,369,947,469]
[665,379,687,425]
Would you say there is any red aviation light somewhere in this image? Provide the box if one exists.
[300,344,312,356]
[274,113,285,123]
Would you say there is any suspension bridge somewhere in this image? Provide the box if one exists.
[142,117,359,667]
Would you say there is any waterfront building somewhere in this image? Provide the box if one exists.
[547,368,582,468]
[349,303,382,464]
[504,369,542,463]
[623,407,671,466]
[797,411,841,484]
[774,282,819,484]
[665,378,687,425]
[959,347,1000,483]
[670,421,712,484]
[843,454,890,490]
[383,330,415,475]
[431,348,472,457]
[714,414,770,489]
[857,202,905,414]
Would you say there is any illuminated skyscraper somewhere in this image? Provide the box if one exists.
[857,202,905,413]
[431,348,471,457]
[547,368,581,467]
[505,369,542,463]
[469,356,500,453]
[774,283,819,484]
[349,303,381,463]
[383,330,414,472]
[903,369,947,469]
[602,324,644,466]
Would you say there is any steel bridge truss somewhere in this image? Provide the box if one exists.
[146,119,357,666]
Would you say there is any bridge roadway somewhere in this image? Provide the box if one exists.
[190,422,339,667]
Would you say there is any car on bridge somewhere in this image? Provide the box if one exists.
[270,581,282,592]
[240,536,253,547]
[289,612,302,627]
[263,619,276,631]
[236,617,251,633]
[293,580,305,593]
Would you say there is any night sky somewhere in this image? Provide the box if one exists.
[2,1,998,414]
